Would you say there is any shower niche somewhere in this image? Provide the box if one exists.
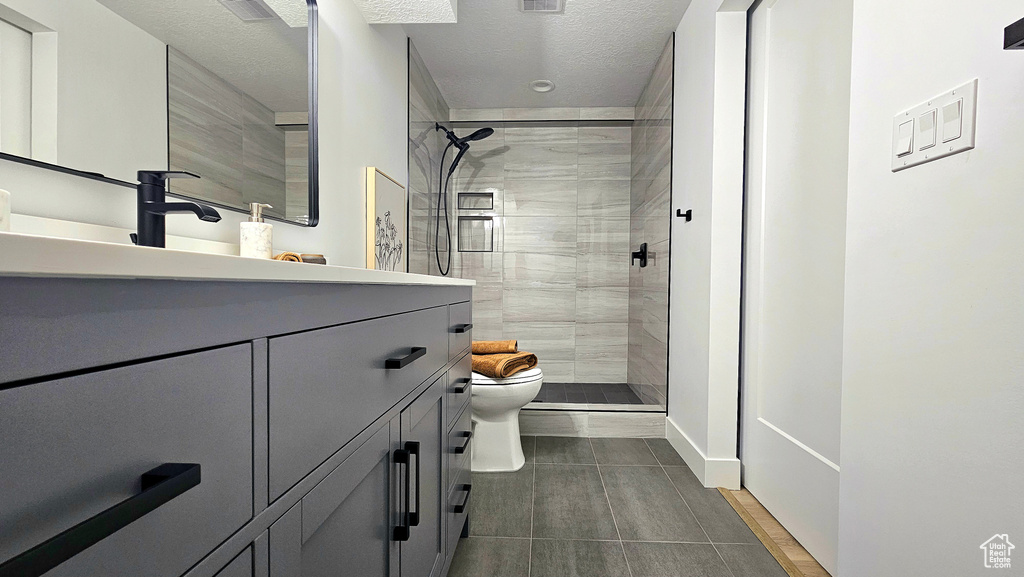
[458,192,495,210]
[457,216,494,253]
[457,193,496,252]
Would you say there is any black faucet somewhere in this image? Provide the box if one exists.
[133,171,221,248]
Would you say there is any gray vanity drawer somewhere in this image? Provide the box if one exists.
[268,305,449,500]
[449,301,473,358]
[0,345,253,577]
[448,403,472,492]
[447,352,473,427]
[446,465,472,560]
[215,546,253,577]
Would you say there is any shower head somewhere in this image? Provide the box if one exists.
[457,127,494,144]
[436,124,496,178]
[435,124,495,147]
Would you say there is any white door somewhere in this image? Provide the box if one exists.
[741,0,853,573]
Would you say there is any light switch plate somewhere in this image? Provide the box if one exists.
[891,78,977,172]
[918,109,936,150]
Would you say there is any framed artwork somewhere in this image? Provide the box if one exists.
[365,167,407,272]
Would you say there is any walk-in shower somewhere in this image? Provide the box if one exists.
[408,38,674,411]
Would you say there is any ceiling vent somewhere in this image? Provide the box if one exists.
[521,0,565,14]
[218,0,278,21]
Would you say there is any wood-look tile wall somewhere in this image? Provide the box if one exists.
[168,47,289,220]
[284,131,309,221]
[446,119,633,385]
[628,37,674,408]
[408,41,451,276]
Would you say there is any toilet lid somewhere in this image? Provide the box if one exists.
[471,367,543,386]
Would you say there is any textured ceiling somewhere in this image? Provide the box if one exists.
[264,0,310,27]
[350,0,457,24]
[97,0,308,112]
[405,0,690,109]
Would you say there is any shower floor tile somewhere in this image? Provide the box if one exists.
[533,382,643,405]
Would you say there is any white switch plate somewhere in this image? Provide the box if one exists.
[891,78,977,172]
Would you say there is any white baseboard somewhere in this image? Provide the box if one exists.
[666,417,741,489]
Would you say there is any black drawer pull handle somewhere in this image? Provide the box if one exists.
[452,324,473,334]
[453,431,473,454]
[452,377,471,395]
[0,463,200,577]
[393,447,412,541]
[453,484,472,514]
[406,441,421,527]
[386,347,427,369]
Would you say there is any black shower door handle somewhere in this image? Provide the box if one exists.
[386,347,427,369]
[631,243,648,268]
[0,463,201,577]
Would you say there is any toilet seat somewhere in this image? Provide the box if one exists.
[471,367,543,386]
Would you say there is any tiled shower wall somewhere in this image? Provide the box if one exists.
[453,120,633,384]
[408,41,450,276]
[627,37,674,407]
[408,39,671,398]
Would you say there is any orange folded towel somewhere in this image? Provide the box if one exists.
[273,252,302,262]
[472,351,538,379]
[472,340,518,355]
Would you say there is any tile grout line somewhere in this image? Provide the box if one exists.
[646,439,740,577]
[528,462,672,467]
[468,534,759,546]
[527,437,536,577]
[590,437,635,577]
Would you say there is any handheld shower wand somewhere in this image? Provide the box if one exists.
[433,123,495,276]
[438,125,494,177]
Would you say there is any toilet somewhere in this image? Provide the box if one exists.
[470,367,544,472]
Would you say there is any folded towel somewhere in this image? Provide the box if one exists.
[472,351,538,379]
[472,340,518,355]
[273,252,302,262]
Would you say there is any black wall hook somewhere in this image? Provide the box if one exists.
[676,209,692,222]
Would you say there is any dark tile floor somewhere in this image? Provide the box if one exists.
[532,383,644,404]
[449,437,788,577]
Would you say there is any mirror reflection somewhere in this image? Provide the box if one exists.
[0,0,314,225]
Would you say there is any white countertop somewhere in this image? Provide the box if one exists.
[0,232,475,286]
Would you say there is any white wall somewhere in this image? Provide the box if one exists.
[666,0,748,489]
[0,0,166,181]
[1,0,410,266]
[839,0,1024,574]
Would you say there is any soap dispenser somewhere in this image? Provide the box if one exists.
[240,203,273,259]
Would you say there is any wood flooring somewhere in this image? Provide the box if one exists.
[718,488,832,577]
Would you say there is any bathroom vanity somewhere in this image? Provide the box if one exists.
[0,234,474,577]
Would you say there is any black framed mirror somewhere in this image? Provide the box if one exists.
[0,0,319,227]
